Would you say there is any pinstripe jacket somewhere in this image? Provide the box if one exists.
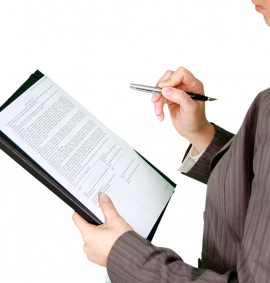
[107,87,270,283]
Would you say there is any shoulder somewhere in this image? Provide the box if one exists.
[256,87,270,107]
[257,87,270,118]
[252,87,270,145]
[246,87,270,121]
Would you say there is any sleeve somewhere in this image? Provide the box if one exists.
[107,231,237,283]
[176,121,235,186]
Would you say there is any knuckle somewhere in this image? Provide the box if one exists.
[164,70,169,75]
[83,243,88,253]
[175,65,183,72]
[177,65,188,70]
[177,66,191,79]
[197,78,204,86]
[164,70,174,80]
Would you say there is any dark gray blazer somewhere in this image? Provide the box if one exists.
[107,87,270,283]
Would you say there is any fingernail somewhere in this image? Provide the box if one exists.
[163,87,172,96]
[158,115,162,121]
[158,80,167,86]
[100,193,110,202]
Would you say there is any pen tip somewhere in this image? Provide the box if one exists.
[209,98,217,101]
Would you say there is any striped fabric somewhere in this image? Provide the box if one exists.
[107,87,270,283]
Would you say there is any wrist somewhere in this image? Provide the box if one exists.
[191,124,216,157]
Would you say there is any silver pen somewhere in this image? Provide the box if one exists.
[130,83,217,101]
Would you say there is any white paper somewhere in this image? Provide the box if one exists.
[0,76,175,238]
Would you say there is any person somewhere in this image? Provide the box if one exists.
[72,1,270,282]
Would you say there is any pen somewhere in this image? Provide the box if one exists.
[130,83,217,101]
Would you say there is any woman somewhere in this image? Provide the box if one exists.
[72,1,270,282]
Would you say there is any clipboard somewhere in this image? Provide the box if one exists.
[0,69,177,241]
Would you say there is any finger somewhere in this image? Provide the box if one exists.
[156,113,166,123]
[153,99,168,123]
[166,65,202,94]
[154,104,162,118]
[150,69,174,123]
[99,197,120,222]
[169,66,194,86]
[152,93,166,122]
[149,92,162,103]
[155,69,174,87]
[161,87,197,111]
[152,69,174,102]
[72,212,95,234]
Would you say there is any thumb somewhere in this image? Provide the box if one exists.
[99,193,120,223]
[161,87,197,110]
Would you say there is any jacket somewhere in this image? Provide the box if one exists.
[107,88,270,283]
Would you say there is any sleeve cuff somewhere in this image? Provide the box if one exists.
[178,146,207,173]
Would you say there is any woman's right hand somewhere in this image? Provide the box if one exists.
[152,66,215,153]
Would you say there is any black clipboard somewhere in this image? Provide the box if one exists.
[0,70,176,241]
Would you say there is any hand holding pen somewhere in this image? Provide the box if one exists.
[131,66,216,154]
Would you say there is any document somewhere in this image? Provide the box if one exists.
[0,76,175,238]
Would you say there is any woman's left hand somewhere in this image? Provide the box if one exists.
[72,193,133,267]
